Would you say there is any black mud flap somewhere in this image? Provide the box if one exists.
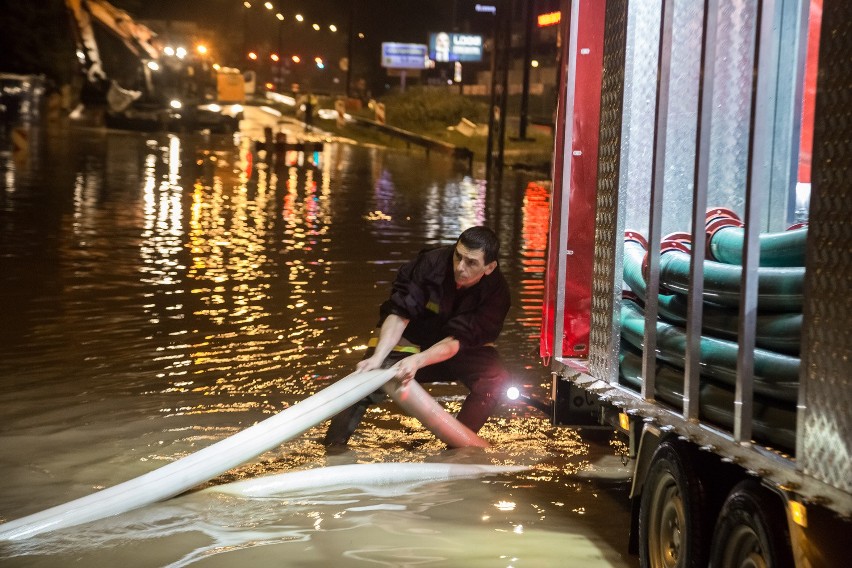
[552,376,603,426]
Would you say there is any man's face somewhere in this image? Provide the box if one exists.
[453,242,497,288]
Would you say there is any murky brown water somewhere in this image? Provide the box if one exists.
[0,123,637,567]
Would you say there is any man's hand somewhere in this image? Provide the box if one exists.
[390,336,460,385]
[356,315,409,375]
[392,355,421,385]
[356,355,384,373]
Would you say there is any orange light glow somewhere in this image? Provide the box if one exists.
[538,11,561,27]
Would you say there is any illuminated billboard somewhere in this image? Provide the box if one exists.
[428,33,483,62]
[381,43,428,69]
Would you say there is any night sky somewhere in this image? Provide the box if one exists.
[125,0,479,47]
[0,0,505,91]
[121,0,502,93]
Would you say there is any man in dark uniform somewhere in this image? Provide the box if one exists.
[324,226,511,447]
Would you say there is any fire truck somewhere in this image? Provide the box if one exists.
[541,1,849,566]
[64,0,243,132]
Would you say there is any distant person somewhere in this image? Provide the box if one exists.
[324,226,511,447]
[303,94,315,132]
[353,78,371,107]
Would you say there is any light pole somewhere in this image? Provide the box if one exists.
[276,12,284,91]
[486,0,511,178]
[518,0,535,140]
[242,2,251,63]
[345,4,354,97]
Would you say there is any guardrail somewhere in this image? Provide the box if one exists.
[347,115,474,169]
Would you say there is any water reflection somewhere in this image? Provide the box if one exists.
[0,127,636,567]
[519,182,550,342]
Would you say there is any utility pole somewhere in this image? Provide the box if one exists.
[345,3,354,97]
[486,0,512,178]
[518,0,536,140]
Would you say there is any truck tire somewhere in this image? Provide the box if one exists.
[639,441,708,568]
[709,481,793,568]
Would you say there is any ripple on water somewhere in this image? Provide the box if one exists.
[0,130,635,567]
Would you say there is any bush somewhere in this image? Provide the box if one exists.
[382,87,488,131]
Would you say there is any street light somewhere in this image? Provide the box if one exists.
[242,2,251,61]
[264,2,273,10]
[276,13,284,92]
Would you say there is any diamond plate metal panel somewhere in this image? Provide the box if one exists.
[799,0,852,497]
[589,0,630,382]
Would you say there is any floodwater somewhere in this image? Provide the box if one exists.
[0,121,638,567]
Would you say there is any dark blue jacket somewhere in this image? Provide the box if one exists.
[379,246,510,350]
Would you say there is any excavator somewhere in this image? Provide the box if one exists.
[64,0,243,132]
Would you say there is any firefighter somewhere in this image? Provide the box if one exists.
[324,226,511,448]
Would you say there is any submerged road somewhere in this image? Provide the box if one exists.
[0,113,638,567]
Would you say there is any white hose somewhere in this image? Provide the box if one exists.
[208,462,526,497]
[0,369,492,541]
[0,368,396,541]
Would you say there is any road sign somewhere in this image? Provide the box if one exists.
[381,43,428,69]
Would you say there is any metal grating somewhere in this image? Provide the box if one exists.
[659,0,704,235]
[799,0,852,497]
[588,0,630,383]
[707,0,757,220]
[620,0,661,236]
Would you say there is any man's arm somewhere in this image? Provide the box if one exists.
[392,335,459,384]
[356,314,409,372]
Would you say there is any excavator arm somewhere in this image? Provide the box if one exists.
[64,0,162,111]
[63,0,241,132]
[84,0,160,61]
[64,0,108,84]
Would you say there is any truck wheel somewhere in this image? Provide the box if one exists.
[639,441,708,568]
[709,481,793,568]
